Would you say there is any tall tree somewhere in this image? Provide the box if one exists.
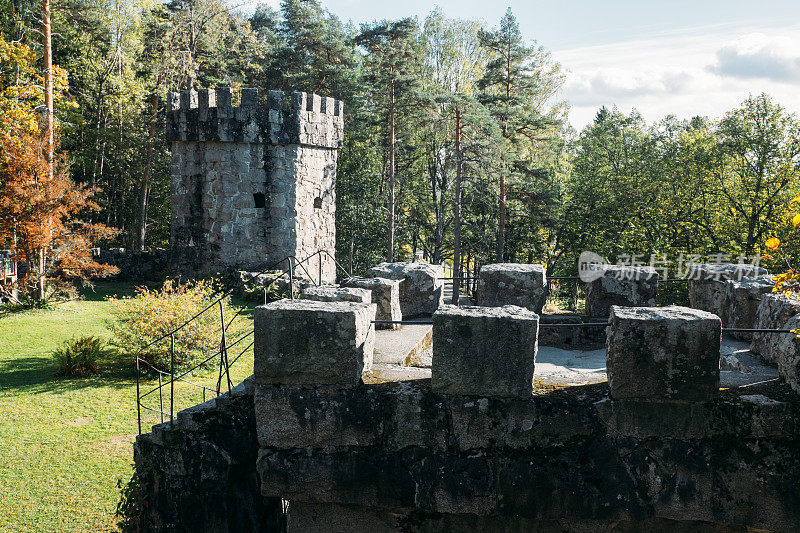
[421,10,495,301]
[478,8,563,261]
[0,36,117,302]
[357,18,424,261]
[42,0,52,181]
[714,94,800,254]
[268,0,357,98]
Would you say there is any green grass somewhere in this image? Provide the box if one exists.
[0,282,255,532]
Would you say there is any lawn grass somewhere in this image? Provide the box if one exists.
[0,282,255,532]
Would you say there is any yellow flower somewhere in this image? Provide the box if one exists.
[766,237,780,250]
[793,214,800,227]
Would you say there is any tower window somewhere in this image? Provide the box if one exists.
[253,193,266,208]
[313,197,323,209]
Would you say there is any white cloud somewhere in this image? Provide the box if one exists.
[552,24,800,130]
[564,69,693,107]
[709,32,800,81]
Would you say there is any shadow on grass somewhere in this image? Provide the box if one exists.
[0,348,136,394]
[79,281,139,302]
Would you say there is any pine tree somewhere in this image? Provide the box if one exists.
[356,18,425,261]
[269,0,357,98]
[477,8,563,261]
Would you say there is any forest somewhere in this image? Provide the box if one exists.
[1,0,799,292]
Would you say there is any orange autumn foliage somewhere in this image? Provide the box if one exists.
[0,36,118,298]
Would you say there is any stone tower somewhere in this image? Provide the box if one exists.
[165,88,343,282]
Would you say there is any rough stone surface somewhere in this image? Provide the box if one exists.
[751,292,800,362]
[476,263,548,313]
[254,379,800,532]
[688,263,768,282]
[775,315,800,394]
[367,262,444,317]
[134,372,800,532]
[688,263,769,322]
[132,378,283,532]
[724,275,775,339]
[254,299,376,387]
[284,502,784,533]
[234,270,311,302]
[606,305,721,401]
[340,277,402,330]
[300,285,371,304]
[167,88,343,280]
[585,266,658,317]
[432,304,539,397]
[93,248,168,281]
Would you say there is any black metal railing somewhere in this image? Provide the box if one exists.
[135,249,350,435]
[442,274,699,310]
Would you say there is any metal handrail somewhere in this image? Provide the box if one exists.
[136,249,340,434]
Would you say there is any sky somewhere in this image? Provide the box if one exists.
[244,0,800,129]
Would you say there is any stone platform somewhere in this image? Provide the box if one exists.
[373,318,432,366]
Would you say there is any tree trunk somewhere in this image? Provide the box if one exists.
[40,0,53,299]
[139,92,160,250]
[387,80,396,262]
[452,106,463,305]
[497,172,506,261]
[43,0,53,179]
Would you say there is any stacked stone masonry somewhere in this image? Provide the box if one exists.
[477,263,548,314]
[166,88,343,280]
[751,293,800,362]
[585,265,658,317]
[299,285,372,304]
[367,262,444,317]
[688,263,771,331]
[133,378,283,532]
[135,299,800,532]
[340,277,402,330]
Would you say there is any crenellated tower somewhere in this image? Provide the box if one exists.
[165,87,343,282]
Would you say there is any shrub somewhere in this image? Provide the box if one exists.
[53,335,103,376]
[107,279,247,372]
[237,270,297,303]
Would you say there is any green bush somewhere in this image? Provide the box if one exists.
[238,270,297,303]
[53,335,103,376]
[107,279,247,373]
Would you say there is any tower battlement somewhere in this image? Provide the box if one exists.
[167,87,341,280]
[165,88,344,148]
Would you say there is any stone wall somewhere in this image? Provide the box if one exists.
[93,248,168,281]
[256,380,800,532]
[132,378,283,532]
[585,265,658,317]
[166,88,341,281]
[134,301,800,532]
[688,264,770,332]
[751,293,800,362]
[252,300,800,532]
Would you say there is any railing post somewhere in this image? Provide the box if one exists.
[288,258,295,300]
[135,357,142,435]
[349,239,354,276]
[318,250,323,286]
[170,334,175,422]
[158,371,164,424]
[216,300,233,395]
